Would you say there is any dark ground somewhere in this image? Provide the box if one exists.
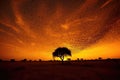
[0,60,120,80]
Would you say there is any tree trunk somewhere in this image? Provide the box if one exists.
[60,56,64,64]
[53,57,55,61]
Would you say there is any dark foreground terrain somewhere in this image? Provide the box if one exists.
[0,60,120,80]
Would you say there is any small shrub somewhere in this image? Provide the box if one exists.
[21,59,27,62]
[0,59,2,62]
[39,59,42,62]
[67,58,71,61]
[10,59,15,62]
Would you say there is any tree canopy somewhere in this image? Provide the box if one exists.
[52,47,71,61]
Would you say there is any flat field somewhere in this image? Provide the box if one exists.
[0,60,120,80]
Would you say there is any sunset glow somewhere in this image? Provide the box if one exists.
[0,0,120,60]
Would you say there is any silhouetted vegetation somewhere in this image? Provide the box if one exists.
[67,58,71,61]
[29,60,32,62]
[21,59,27,62]
[33,60,37,62]
[106,58,111,60]
[52,47,71,62]
[10,59,15,62]
[77,58,80,61]
[98,57,102,60]
[39,59,42,62]
[81,58,84,61]
[0,59,2,62]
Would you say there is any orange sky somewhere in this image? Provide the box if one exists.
[0,0,120,60]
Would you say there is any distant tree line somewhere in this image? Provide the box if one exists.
[0,57,120,62]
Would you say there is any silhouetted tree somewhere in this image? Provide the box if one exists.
[52,47,71,62]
